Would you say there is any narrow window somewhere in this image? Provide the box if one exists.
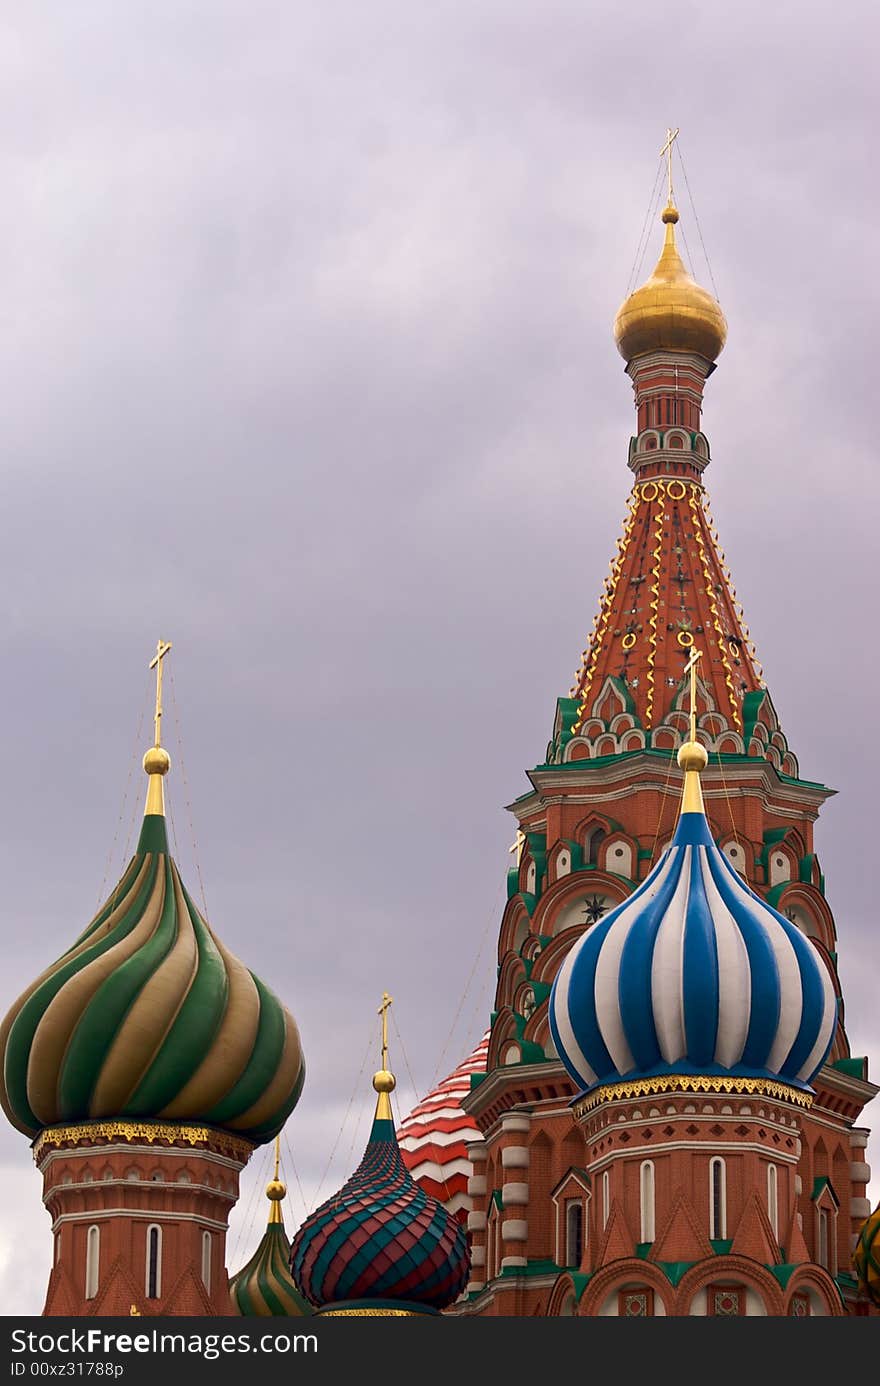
[817,1209,828,1268]
[710,1158,726,1240]
[640,1161,655,1242]
[602,1170,610,1228]
[146,1224,162,1299]
[85,1225,100,1300]
[767,1164,778,1240]
[201,1231,212,1292]
[565,1201,583,1267]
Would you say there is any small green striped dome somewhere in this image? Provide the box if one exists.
[0,814,304,1145]
[231,1188,312,1317]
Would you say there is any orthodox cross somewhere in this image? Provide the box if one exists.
[378,991,393,1069]
[508,829,525,865]
[273,1133,280,1182]
[660,126,680,204]
[684,645,702,742]
[148,639,172,748]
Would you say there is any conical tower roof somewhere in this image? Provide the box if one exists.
[0,643,305,1145]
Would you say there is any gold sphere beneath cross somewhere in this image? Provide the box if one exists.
[372,1069,396,1094]
[677,741,708,773]
[265,1178,286,1201]
[143,747,171,776]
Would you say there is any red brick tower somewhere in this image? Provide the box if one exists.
[0,643,306,1316]
[448,170,877,1316]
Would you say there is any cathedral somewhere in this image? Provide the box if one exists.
[1,158,878,1318]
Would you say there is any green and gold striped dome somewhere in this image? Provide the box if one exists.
[854,1199,880,1308]
[231,1164,312,1316]
[0,667,305,1146]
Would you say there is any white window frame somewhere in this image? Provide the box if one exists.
[767,1163,778,1240]
[640,1160,656,1242]
[85,1225,100,1300]
[709,1158,727,1240]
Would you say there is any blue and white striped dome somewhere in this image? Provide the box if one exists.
[549,798,837,1098]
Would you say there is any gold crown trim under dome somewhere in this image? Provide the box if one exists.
[613,204,727,364]
[32,1120,255,1161]
[572,1074,814,1118]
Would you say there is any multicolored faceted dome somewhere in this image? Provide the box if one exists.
[854,1200,880,1308]
[231,1155,312,1316]
[397,1030,489,1219]
[0,659,305,1145]
[613,203,727,364]
[290,1021,469,1315]
[549,730,837,1100]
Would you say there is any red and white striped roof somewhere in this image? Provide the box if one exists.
[397,1031,490,1220]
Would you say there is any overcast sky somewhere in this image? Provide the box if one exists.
[1,2,878,1316]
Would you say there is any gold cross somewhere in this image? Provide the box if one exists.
[684,646,702,743]
[508,830,525,865]
[378,991,392,1069]
[148,639,172,748]
[660,126,680,205]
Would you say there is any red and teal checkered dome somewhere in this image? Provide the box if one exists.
[290,1113,469,1312]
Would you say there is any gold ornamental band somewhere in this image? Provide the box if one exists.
[572,1074,813,1118]
[318,1308,423,1317]
[33,1120,255,1162]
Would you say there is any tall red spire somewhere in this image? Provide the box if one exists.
[566,201,769,752]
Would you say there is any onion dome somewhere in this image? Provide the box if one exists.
[0,644,305,1145]
[290,999,469,1315]
[231,1142,312,1316]
[549,663,836,1102]
[613,203,727,364]
[397,1030,489,1219]
[854,1200,880,1308]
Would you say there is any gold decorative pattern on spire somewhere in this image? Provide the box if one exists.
[372,992,396,1121]
[143,639,172,816]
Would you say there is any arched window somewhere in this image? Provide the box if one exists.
[201,1231,212,1292]
[146,1225,162,1299]
[602,1171,610,1228]
[817,1209,829,1269]
[565,1201,584,1267]
[640,1161,655,1243]
[709,1158,726,1240]
[585,826,607,867]
[767,1164,778,1240]
[85,1225,100,1300]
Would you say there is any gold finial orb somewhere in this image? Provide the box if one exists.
[372,1069,396,1095]
[677,740,708,773]
[143,746,171,776]
[661,203,679,224]
[266,1178,286,1201]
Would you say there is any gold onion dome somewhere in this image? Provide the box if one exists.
[614,203,727,363]
[0,649,305,1146]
